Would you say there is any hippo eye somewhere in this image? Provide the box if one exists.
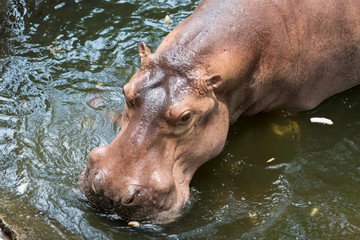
[179,111,192,124]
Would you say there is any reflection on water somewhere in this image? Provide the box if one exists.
[1,0,360,239]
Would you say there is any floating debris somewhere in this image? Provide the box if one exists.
[266,157,275,163]
[96,82,104,89]
[128,221,140,227]
[310,208,318,217]
[23,103,27,108]
[249,213,257,218]
[165,15,171,25]
[310,117,333,125]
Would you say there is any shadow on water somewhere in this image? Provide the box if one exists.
[1,0,360,239]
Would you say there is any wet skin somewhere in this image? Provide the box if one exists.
[79,0,360,223]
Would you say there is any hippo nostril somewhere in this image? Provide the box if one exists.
[91,171,105,193]
[121,186,140,206]
[122,195,136,205]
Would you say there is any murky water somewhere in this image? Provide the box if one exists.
[1,0,360,239]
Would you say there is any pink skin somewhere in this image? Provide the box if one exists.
[79,0,360,223]
[79,43,229,223]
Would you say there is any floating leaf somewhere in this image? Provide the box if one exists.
[249,213,257,218]
[96,82,104,88]
[310,208,318,217]
[165,15,171,25]
[23,103,27,108]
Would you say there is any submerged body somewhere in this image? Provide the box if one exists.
[79,0,360,223]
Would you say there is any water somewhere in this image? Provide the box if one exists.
[1,0,360,239]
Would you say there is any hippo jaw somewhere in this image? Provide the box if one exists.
[79,164,190,224]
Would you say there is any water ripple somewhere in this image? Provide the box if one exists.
[1,0,360,239]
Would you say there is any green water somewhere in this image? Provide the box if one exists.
[1,0,360,239]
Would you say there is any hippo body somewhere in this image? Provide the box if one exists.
[79,0,360,223]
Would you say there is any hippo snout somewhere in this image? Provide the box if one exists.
[79,146,178,222]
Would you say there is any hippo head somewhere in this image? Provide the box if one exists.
[79,43,229,224]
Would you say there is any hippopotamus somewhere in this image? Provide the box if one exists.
[79,0,360,223]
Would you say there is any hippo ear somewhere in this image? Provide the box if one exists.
[205,73,223,90]
[139,42,151,60]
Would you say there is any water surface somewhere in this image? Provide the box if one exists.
[1,0,360,239]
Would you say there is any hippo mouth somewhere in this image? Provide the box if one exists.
[78,170,181,224]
